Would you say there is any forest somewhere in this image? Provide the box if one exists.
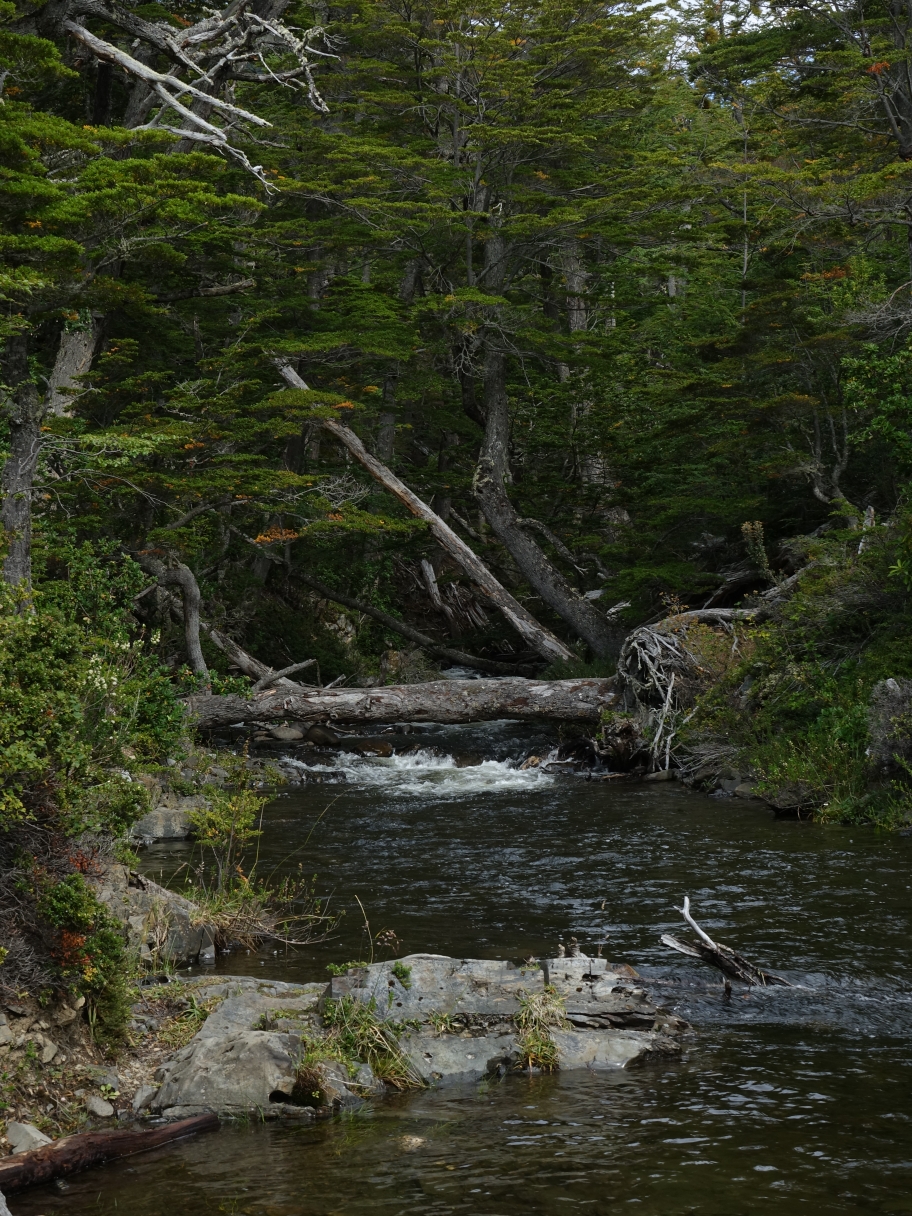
[4,0,912,821]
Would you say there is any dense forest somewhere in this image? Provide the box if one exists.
[4,0,912,880]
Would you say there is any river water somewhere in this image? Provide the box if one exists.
[15,723,912,1216]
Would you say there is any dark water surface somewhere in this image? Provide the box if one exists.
[14,724,912,1216]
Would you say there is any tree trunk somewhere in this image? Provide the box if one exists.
[0,1115,219,1193]
[186,676,616,730]
[134,555,208,678]
[473,347,619,659]
[1,336,43,592]
[45,318,101,416]
[273,362,573,663]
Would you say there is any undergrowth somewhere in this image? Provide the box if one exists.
[514,985,568,1072]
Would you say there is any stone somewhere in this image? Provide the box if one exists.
[403,1029,517,1085]
[132,1084,158,1113]
[130,807,193,841]
[305,725,340,746]
[7,1121,52,1153]
[734,782,757,798]
[86,1095,115,1118]
[270,726,305,741]
[151,982,325,1116]
[90,865,217,965]
[53,1005,79,1026]
[550,1028,676,1069]
[868,678,912,776]
[644,768,674,782]
[0,1025,11,1047]
[86,1067,121,1093]
[199,943,216,964]
[349,739,393,757]
[40,1040,58,1064]
[0,1187,12,1216]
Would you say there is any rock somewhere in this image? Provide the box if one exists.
[90,865,217,966]
[519,755,541,770]
[329,955,545,1018]
[40,1040,59,1063]
[130,807,193,841]
[199,943,216,964]
[305,725,340,746]
[270,726,305,741]
[132,1084,158,1113]
[868,678,912,776]
[151,982,325,1117]
[550,1028,677,1069]
[86,1067,121,1093]
[53,1005,79,1026]
[0,1186,12,1216]
[7,1121,53,1153]
[86,1095,115,1118]
[734,782,757,798]
[403,1029,517,1085]
[644,768,674,782]
[0,1025,11,1047]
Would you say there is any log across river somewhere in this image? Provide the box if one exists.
[187,677,617,730]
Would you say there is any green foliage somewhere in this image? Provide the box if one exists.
[317,995,423,1090]
[390,960,412,990]
[35,874,133,1046]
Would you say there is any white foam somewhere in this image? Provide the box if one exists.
[285,747,554,798]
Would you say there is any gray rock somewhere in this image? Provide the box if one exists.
[0,1024,11,1046]
[86,1067,121,1093]
[403,1029,517,1085]
[270,726,305,741]
[131,807,193,841]
[40,1039,59,1063]
[91,865,217,965]
[151,983,326,1116]
[7,1121,53,1153]
[0,1186,12,1216]
[132,1084,158,1113]
[550,1028,676,1069]
[868,678,912,776]
[734,782,757,798]
[86,1095,114,1118]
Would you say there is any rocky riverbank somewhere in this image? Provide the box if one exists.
[0,952,688,1177]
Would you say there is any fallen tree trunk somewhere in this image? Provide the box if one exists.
[0,1114,219,1193]
[273,360,573,664]
[186,676,616,730]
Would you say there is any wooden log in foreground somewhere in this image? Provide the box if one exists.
[187,677,617,730]
[0,1114,219,1193]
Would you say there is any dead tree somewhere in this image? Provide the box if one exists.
[661,896,790,987]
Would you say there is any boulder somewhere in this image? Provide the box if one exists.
[550,1028,678,1069]
[132,1084,158,1113]
[402,1028,517,1085]
[131,807,193,841]
[868,678,912,776]
[90,865,216,966]
[85,1096,114,1118]
[270,726,305,742]
[6,1122,52,1154]
[151,981,327,1117]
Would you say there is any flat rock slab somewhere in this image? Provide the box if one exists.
[403,1028,517,1085]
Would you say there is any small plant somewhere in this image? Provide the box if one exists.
[427,1011,457,1034]
[99,1083,119,1100]
[320,995,423,1089]
[390,961,412,989]
[326,960,369,976]
[159,994,220,1048]
[515,985,569,1073]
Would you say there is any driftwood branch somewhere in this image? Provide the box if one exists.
[249,659,318,692]
[135,554,208,679]
[273,361,573,663]
[661,897,791,987]
[0,1114,219,1193]
[186,676,616,730]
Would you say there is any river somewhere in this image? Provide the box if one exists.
[14,723,912,1215]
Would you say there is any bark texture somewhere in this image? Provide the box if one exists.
[473,347,619,658]
[187,676,616,729]
[45,320,100,415]
[1,337,43,591]
[0,1115,219,1193]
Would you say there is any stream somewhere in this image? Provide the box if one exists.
[14,722,912,1216]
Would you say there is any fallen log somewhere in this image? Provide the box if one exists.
[661,897,790,987]
[186,676,618,730]
[0,1114,219,1193]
